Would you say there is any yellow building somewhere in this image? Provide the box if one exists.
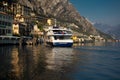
[12,22,19,35]
[72,36,78,43]
[47,19,52,25]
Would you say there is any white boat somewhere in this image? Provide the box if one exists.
[45,26,73,47]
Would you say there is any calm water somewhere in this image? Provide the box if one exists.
[0,42,120,80]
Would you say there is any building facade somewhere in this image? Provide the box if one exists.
[11,3,34,36]
[0,11,13,36]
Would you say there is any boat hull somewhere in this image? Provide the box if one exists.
[53,42,73,47]
[47,41,73,47]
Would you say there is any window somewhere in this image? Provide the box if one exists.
[2,21,4,25]
[7,29,11,33]
[0,21,2,25]
[8,22,11,26]
[54,35,71,40]
[0,15,2,19]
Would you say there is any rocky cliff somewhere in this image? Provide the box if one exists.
[18,0,111,38]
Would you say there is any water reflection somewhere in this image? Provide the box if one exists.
[45,47,74,70]
[0,45,75,80]
[14,45,46,80]
[0,46,21,80]
[10,47,20,79]
[73,42,106,47]
[0,43,119,80]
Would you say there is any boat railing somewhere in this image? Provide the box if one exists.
[53,31,72,34]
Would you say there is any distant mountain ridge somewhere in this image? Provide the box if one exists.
[18,0,112,39]
[94,23,112,33]
[108,25,120,39]
[94,23,120,39]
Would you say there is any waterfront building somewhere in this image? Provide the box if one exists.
[11,3,33,36]
[0,11,13,36]
[12,22,27,36]
[11,2,32,22]
[0,7,20,44]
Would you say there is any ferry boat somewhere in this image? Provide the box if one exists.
[45,26,73,47]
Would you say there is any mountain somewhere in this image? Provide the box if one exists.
[94,23,120,39]
[107,25,120,39]
[94,23,112,33]
[18,0,112,39]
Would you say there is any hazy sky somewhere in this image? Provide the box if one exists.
[69,0,120,26]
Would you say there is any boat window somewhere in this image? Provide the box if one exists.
[53,30,60,34]
[54,36,71,40]
[62,36,71,39]
[53,30,65,34]
[54,36,60,40]
[66,31,72,34]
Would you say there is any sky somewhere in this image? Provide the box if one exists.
[69,0,120,26]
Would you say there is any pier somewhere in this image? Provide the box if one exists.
[0,36,44,45]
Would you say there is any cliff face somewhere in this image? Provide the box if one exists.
[19,0,102,36]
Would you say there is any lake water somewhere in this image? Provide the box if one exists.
[0,42,120,80]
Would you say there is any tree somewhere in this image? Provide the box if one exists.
[35,21,43,31]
